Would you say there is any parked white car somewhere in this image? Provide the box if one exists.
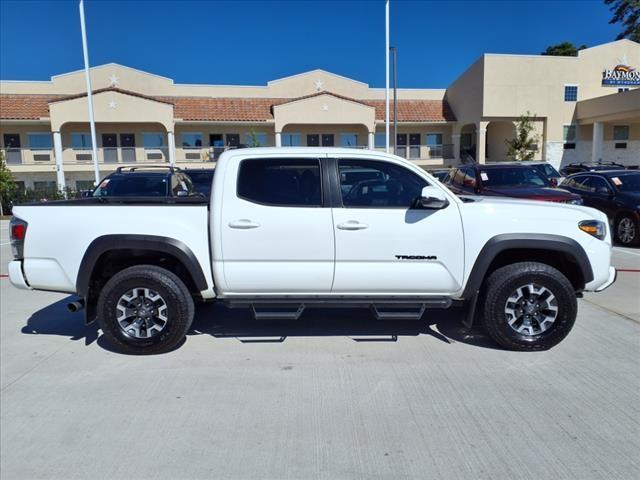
[9,148,616,354]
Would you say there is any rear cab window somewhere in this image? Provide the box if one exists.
[237,158,322,206]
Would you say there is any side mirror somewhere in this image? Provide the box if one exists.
[419,186,449,209]
[176,190,190,197]
[596,187,612,196]
[549,178,558,187]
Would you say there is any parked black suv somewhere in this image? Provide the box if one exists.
[559,161,627,177]
[560,170,640,246]
[92,166,199,198]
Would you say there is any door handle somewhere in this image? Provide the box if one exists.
[229,219,261,229]
[337,220,369,231]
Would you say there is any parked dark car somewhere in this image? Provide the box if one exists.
[560,170,640,246]
[559,161,627,177]
[426,168,451,183]
[183,168,215,197]
[520,161,563,184]
[92,166,199,198]
[445,163,583,204]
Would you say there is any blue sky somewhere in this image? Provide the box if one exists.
[0,0,620,88]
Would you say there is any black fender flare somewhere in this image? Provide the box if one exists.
[76,234,209,297]
[461,233,594,299]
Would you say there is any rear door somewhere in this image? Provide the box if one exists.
[330,157,464,294]
[219,155,334,293]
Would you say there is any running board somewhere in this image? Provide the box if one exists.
[223,297,453,321]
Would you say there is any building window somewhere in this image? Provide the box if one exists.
[33,181,57,192]
[281,133,301,146]
[340,133,358,148]
[28,133,53,150]
[71,133,92,149]
[245,132,268,147]
[564,85,578,102]
[614,125,629,149]
[76,180,95,191]
[143,133,165,148]
[181,133,203,148]
[374,133,386,148]
[209,134,224,147]
[563,125,577,149]
[425,133,443,146]
[618,88,630,93]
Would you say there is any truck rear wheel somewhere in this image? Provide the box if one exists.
[481,262,577,351]
[97,265,194,354]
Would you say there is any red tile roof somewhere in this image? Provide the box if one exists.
[48,87,174,105]
[0,94,61,120]
[0,90,456,122]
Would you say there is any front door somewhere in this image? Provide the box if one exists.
[120,133,136,163]
[220,155,334,293]
[102,134,118,163]
[331,158,464,294]
[396,133,407,158]
[3,134,21,164]
[321,134,334,147]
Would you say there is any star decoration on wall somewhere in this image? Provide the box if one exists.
[321,104,329,111]
[109,74,119,87]
[108,100,117,109]
[618,54,629,66]
[314,79,324,92]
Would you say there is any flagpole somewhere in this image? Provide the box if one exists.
[385,0,390,153]
[79,0,100,185]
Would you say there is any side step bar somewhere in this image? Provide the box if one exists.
[224,297,453,321]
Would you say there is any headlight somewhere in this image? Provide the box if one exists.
[578,220,606,240]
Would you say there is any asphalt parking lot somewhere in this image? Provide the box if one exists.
[1,219,639,480]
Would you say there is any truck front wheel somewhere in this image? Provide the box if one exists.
[482,262,577,351]
[97,265,194,354]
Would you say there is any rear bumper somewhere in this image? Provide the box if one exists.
[8,261,31,290]
[594,267,617,292]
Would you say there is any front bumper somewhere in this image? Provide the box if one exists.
[595,267,617,292]
[8,261,31,291]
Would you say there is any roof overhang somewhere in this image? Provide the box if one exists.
[576,89,640,124]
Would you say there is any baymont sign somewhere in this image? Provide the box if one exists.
[602,63,640,86]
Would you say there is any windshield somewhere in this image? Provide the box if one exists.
[479,167,549,188]
[534,163,561,179]
[93,175,169,197]
[608,173,640,192]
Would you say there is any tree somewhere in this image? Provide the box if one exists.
[246,130,261,148]
[505,112,540,161]
[0,150,17,216]
[605,0,640,42]
[541,42,588,56]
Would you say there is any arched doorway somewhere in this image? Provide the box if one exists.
[486,121,515,162]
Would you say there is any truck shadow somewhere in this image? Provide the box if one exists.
[21,296,501,352]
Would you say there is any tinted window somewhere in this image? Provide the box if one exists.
[608,172,640,192]
[185,171,214,196]
[581,176,611,193]
[338,159,429,208]
[93,175,169,197]
[237,159,322,206]
[479,167,549,188]
[462,167,476,188]
[450,168,466,187]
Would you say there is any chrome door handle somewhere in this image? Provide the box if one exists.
[337,220,369,231]
[229,219,261,229]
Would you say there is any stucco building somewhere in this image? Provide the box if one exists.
[0,39,638,190]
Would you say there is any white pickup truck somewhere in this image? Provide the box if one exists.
[9,148,616,354]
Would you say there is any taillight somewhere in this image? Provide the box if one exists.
[9,217,28,259]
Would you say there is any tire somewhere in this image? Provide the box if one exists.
[614,214,640,247]
[481,262,577,351]
[97,265,194,355]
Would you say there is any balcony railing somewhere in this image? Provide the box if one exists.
[2,148,55,165]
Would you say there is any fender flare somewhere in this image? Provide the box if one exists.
[76,234,209,297]
[461,233,594,299]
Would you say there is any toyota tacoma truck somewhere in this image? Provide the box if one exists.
[8,148,617,354]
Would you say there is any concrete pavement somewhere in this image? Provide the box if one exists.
[1,220,639,479]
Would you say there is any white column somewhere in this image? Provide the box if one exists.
[452,134,461,163]
[368,132,375,150]
[53,131,66,191]
[167,131,176,166]
[592,122,604,163]
[476,122,487,164]
[275,132,282,147]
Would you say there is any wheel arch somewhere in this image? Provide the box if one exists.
[462,233,594,299]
